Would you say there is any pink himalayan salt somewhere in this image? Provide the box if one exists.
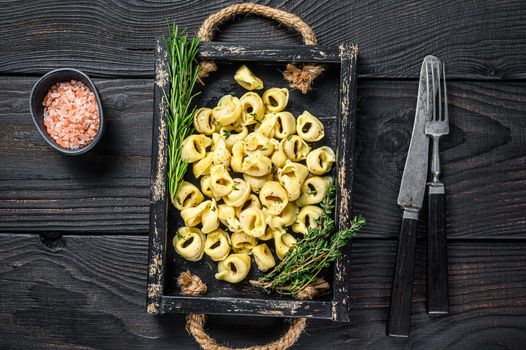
[42,80,100,149]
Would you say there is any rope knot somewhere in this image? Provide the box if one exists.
[178,270,207,296]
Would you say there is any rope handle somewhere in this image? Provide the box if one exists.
[196,3,324,94]
[179,271,307,350]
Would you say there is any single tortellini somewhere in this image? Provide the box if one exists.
[200,175,214,198]
[242,173,273,194]
[204,229,231,261]
[270,139,288,168]
[252,243,276,272]
[262,88,289,112]
[211,133,231,167]
[180,201,207,227]
[255,113,277,138]
[172,181,204,210]
[200,198,220,234]
[230,232,258,254]
[297,111,325,142]
[231,140,245,173]
[234,65,263,90]
[234,193,261,217]
[306,146,336,175]
[277,160,309,201]
[216,253,251,283]
[244,132,274,157]
[221,126,248,150]
[181,134,212,163]
[209,164,234,198]
[292,205,324,235]
[224,178,251,207]
[296,176,333,207]
[281,135,310,161]
[242,153,272,177]
[173,227,206,261]
[239,207,267,238]
[259,181,289,215]
[273,229,297,260]
[212,95,241,126]
[218,204,241,232]
[194,107,216,135]
[240,92,265,124]
[269,202,299,229]
[193,152,213,178]
[273,112,296,139]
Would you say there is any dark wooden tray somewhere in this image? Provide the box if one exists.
[147,40,358,321]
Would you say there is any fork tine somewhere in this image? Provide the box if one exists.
[431,61,436,121]
[442,62,448,122]
[436,61,442,121]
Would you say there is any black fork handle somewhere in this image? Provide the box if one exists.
[427,183,449,314]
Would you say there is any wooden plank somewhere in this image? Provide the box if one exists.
[1,0,526,79]
[0,234,525,349]
[1,77,525,238]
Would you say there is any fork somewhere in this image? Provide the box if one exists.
[425,61,449,314]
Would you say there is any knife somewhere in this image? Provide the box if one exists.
[387,55,439,337]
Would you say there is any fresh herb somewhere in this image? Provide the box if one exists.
[254,186,365,296]
[163,24,200,201]
[287,134,292,141]
[261,147,268,151]
[222,129,231,139]
[207,263,214,270]
[232,184,239,191]
[306,189,318,196]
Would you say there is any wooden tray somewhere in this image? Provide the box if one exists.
[147,40,358,321]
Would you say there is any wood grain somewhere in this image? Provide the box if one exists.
[1,0,526,79]
[1,234,525,349]
[2,77,525,238]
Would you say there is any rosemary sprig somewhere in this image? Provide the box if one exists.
[163,23,200,201]
[256,186,365,295]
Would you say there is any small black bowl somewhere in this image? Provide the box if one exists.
[29,68,104,155]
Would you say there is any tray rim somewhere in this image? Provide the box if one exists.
[147,40,358,321]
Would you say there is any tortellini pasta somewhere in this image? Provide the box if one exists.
[262,88,289,112]
[215,253,251,283]
[174,227,206,261]
[259,181,288,215]
[252,243,276,272]
[297,111,325,142]
[224,178,251,207]
[231,232,258,254]
[292,205,324,235]
[274,229,297,260]
[296,176,333,207]
[181,134,211,163]
[306,146,336,175]
[209,164,234,198]
[242,153,272,177]
[194,107,216,135]
[281,135,310,161]
[234,65,264,91]
[212,95,241,126]
[174,66,337,283]
[239,207,267,238]
[240,92,265,124]
[205,229,231,261]
[172,181,204,210]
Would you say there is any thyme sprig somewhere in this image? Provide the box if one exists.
[256,186,365,295]
[163,24,200,201]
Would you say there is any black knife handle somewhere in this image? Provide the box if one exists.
[427,184,449,314]
[387,212,418,337]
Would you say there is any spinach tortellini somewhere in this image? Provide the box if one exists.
[173,65,337,284]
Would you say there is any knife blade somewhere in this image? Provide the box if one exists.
[387,55,440,338]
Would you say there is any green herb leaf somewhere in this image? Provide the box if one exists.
[222,129,231,139]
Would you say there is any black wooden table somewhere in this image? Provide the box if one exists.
[1,1,525,349]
